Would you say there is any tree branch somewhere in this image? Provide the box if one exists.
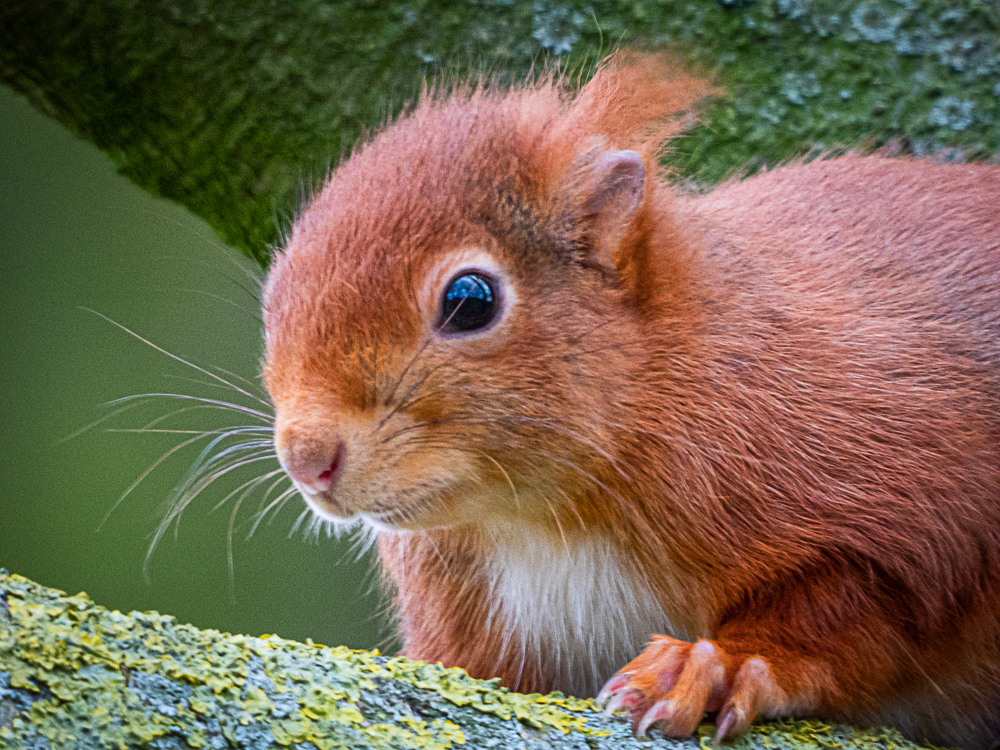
[1,571,935,750]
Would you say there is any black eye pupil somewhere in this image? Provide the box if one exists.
[440,272,499,333]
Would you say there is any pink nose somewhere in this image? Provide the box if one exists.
[281,438,346,494]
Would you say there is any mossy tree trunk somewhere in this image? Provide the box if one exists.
[1,0,996,267]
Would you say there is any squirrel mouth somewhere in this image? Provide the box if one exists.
[297,486,443,530]
[299,489,353,520]
[359,500,441,531]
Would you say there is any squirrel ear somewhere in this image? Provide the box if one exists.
[580,150,645,276]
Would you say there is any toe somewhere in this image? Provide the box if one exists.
[714,705,747,743]
[596,672,632,707]
[636,698,674,737]
[602,688,643,719]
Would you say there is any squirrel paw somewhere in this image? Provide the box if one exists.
[596,636,787,741]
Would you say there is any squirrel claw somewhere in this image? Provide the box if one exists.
[636,698,674,737]
[601,687,641,718]
[596,672,632,708]
[714,706,738,744]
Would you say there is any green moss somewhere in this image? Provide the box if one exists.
[1,0,996,266]
[662,0,1000,183]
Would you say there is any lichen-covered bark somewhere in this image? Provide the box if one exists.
[1,0,996,267]
[0,571,938,750]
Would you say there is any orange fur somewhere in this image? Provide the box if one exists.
[263,55,1000,748]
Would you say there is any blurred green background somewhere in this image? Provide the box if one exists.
[0,85,386,650]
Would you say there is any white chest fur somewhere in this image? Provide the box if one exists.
[483,525,684,697]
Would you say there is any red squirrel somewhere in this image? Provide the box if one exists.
[262,55,1000,748]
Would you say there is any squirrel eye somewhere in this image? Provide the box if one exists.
[439,271,500,334]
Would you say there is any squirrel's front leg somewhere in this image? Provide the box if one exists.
[597,561,932,740]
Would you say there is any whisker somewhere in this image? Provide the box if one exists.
[162,450,278,530]
[135,208,264,292]
[556,486,589,532]
[375,380,468,430]
[375,359,453,432]
[209,365,271,400]
[136,405,272,432]
[176,287,263,322]
[567,309,632,344]
[571,340,645,357]
[379,296,470,408]
[421,531,453,577]
[473,449,521,515]
[81,308,270,406]
[223,471,285,592]
[390,408,636,485]
[173,447,277,509]
[250,480,298,537]
[99,430,214,531]
[56,399,148,445]
[255,472,294,515]
[108,392,273,423]
[184,435,275,477]
[146,451,279,573]
[227,492,241,599]
[212,468,286,514]
[214,244,265,292]
[289,506,312,538]
[84,308,285,582]
[108,429,205,434]
[182,257,264,308]
[265,490,297,527]
[108,426,272,435]
[162,372,259,393]
[152,435,276,523]
[304,514,321,544]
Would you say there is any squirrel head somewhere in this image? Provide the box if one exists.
[263,55,709,533]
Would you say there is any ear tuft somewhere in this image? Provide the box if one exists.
[581,150,646,276]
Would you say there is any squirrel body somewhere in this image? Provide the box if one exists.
[263,57,1000,748]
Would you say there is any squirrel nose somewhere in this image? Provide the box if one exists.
[281,437,346,494]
